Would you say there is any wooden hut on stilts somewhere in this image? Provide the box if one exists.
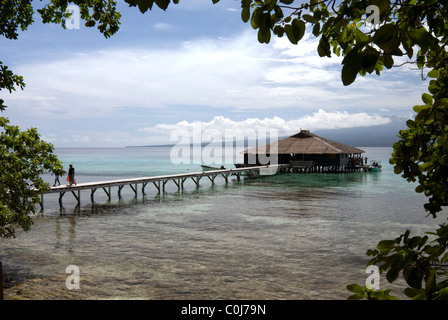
[242,130,366,173]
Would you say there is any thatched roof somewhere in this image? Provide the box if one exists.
[244,130,365,155]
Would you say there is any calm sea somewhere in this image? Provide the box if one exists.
[0,147,445,300]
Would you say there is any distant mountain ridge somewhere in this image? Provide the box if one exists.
[314,116,408,147]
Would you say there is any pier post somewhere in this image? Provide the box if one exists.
[153,181,161,194]
[128,184,137,197]
[70,190,80,204]
[59,192,65,206]
[102,187,111,200]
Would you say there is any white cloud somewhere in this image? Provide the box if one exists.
[4,27,428,147]
[141,110,391,144]
[7,29,427,124]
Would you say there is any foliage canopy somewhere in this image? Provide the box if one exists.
[0,118,64,238]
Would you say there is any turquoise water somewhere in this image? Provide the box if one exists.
[0,147,445,299]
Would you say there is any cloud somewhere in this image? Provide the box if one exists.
[141,110,391,144]
[7,29,427,124]
[4,27,427,147]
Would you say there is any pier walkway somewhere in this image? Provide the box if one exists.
[39,164,288,209]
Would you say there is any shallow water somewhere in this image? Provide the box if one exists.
[1,147,445,299]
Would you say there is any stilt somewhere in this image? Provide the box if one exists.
[102,187,111,200]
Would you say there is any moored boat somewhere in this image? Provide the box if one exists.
[201,165,226,171]
[368,160,382,172]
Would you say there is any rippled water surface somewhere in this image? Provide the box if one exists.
[1,147,445,299]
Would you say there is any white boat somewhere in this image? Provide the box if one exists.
[201,165,226,171]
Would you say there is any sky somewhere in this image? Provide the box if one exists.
[1,0,430,147]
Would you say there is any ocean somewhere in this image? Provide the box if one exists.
[0,147,445,300]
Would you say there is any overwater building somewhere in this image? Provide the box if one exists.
[242,130,365,172]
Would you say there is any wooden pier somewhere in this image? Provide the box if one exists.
[39,165,289,209]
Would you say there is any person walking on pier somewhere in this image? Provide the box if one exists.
[67,164,76,186]
[53,172,61,186]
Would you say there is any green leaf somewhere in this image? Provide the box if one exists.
[347,283,364,294]
[372,23,395,45]
[422,93,433,106]
[403,229,410,243]
[376,239,396,252]
[317,36,331,57]
[273,5,284,19]
[347,293,365,300]
[137,0,153,12]
[408,236,423,249]
[372,23,402,55]
[273,25,284,37]
[312,22,320,36]
[258,27,271,43]
[251,7,260,29]
[404,287,424,299]
[383,54,394,69]
[354,29,369,43]
[408,27,435,51]
[386,267,400,283]
[241,6,250,22]
[403,267,423,289]
[426,245,445,258]
[425,269,436,295]
[372,0,391,12]
[393,164,403,174]
[437,287,448,300]
[154,0,170,10]
[361,49,379,72]
[291,19,305,42]
[341,48,363,85]
[302,14,317,23]
[419,161,433,171]
[427,69,440,78]
[413,104,430,113]
[415,185,425,193]
[285,19,305,45]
